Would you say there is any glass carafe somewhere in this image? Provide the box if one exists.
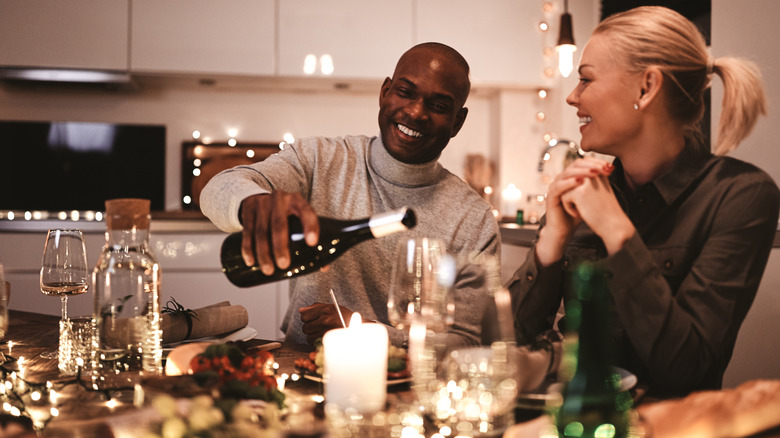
[91,198,162,390]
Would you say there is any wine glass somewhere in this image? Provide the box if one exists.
[387,237,452,334]
[40,229,89,359]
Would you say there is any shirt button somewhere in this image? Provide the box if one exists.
[664,260,673,269]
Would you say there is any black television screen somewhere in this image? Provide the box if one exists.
[0,120,166,212]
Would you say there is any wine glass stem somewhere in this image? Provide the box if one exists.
[61,296,68,320]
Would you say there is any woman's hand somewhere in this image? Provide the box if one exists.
[560,166,635,256]
[536,157,615,265]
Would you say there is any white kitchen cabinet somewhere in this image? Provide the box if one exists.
[278,0,413,79]
[0,0,129,70]
[415,0,545,87]
[130,0,275,76]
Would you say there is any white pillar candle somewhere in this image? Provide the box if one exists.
[501,183,522,218]
[322,313,388,414]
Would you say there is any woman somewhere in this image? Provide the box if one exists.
[508,6,779,398]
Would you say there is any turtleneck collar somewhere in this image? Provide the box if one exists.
[369,135,444,187]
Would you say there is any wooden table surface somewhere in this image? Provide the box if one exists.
[0,310,429,437]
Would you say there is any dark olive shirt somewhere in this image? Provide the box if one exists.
[508,144,780,398]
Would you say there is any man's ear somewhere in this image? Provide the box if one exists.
[450,107,468,138]
[379,77,392,104]
[637,66,663,110]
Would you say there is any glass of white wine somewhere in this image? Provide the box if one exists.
[40,229,89,359]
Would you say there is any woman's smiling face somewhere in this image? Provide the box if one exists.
[566,34,642,157]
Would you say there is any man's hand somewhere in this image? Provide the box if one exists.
[239,191,320,275]
[299,302,355,345]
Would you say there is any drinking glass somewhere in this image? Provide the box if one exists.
[40,229,89,359]
[409,255,520,436]
[387,237,453,334]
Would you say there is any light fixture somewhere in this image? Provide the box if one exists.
[0,67,132,84]
[556,0,576,78]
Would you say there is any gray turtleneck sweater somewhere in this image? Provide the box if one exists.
[200,134,501,347]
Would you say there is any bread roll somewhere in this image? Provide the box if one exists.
[637,379,780,437]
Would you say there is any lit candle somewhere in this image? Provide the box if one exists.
[501,184,522,218]
[322,312,388,414]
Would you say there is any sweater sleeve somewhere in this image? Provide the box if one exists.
[199,141,315,232]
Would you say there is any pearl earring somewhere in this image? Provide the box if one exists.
[633,103,639,110]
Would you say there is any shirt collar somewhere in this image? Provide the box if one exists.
[612,139,713,205]
[369,135,443,186]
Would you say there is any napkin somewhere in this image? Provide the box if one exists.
[637,379,780,438]
[161,301,249,345]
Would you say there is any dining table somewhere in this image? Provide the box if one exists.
[2,309,779,438]
[1,309,513,437]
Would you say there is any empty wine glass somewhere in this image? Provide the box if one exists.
[40,229,89,360]
[387,237,453,334]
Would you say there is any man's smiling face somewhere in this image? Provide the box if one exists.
[378,45,469,164]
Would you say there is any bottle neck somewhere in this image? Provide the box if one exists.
[369,207,416,238]
[105,227,150,248]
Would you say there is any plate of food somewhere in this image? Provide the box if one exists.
[294,342,412,386]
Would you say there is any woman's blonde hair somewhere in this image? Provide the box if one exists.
[594,6,766,155]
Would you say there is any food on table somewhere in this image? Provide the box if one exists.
[294,339,410,379]
[637,379,780,438]
[188,342,285,408]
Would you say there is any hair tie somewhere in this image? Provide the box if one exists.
[707,59,715,75]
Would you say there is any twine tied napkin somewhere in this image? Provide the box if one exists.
[161,301,249,345]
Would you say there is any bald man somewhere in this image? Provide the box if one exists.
[201,42,501,347]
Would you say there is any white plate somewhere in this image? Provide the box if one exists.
[516,366,638,409]
[302,374,412,386]
[162,326,258,351]
[614,366,638,392]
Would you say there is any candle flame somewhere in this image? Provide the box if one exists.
[348,312,362,328]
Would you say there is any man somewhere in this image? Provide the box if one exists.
[200,42,500,347]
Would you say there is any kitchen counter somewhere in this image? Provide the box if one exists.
[2,213,777,247]
[499,222,780,248]
[0,211,219,233]
[499,223,538,247]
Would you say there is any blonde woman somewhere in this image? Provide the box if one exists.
[509,6,779,398]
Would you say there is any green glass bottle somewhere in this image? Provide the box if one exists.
[221,207,416,287]
[553,262,632,438]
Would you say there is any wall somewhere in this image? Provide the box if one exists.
[0,78,489,212]
[712,0,780,388]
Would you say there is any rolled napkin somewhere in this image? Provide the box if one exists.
[161,301,249,345]
[637,379,780,438]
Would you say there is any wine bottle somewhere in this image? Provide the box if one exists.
[553,262,632,438]
[221,206,417,287]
